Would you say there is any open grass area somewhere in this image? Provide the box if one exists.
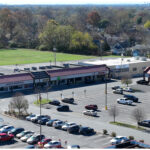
[110,121,145,131]
[34,99,51,105]
[0,48,96,66]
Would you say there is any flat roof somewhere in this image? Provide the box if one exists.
[78,57,150,67]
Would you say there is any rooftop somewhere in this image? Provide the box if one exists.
[78,57,150,67]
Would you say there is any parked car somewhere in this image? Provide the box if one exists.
[32,67,37,70]
[85,104,98,111]
[136,80,149,85]
[124,94,138,102]
[67,125,80,134]
[26,114,36,121]
[112,86,121,90]
[123,87,134,92]
[31,115,50,123]
[110,136,129,145]
[138,120,150,128]
[8,127,24,136]
[27,134,45,144]
[0,125,7,129]
[57,105,69,111]
[67,145,80,149]
[113,89,123,94]
[49,100,60,106]
[38,138,52,148]
[83,110,97,117]
[38,118,50,125]
[79,127,95,135]
[44,141,61,148]
[46,119,59,127]
[16,131,34,139]
[62,122,76,131]
[25,145,36,149]
[53,121,65,129]
[0,125,14,133]
[62,98,74,104]
[20,133,34,142]
[0,133,14,142]
[117,98,133,105]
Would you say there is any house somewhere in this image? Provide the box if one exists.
[111,43,125,55]
[132,49,141,57]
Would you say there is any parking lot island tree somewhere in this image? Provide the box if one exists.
[121,75,132,87]
[132,107,146,127]
[109,105,119,123]
[9,92,29,117]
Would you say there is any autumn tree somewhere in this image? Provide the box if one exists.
[87,11,101,27]
[144,20,150,29]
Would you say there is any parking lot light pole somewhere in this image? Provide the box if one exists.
[105,79,108,110]
[39,93,42,140]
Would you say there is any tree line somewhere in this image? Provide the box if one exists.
[0,5,150,55]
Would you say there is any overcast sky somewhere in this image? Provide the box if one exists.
[0,0,149,5]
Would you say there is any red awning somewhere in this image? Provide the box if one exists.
[0,73,33,84]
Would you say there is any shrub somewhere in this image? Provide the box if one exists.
[129,136,134,140]
[39,45,48,51]
[103,129,108,135]
[111,132,116,137]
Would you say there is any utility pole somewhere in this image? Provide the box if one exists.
[53,47,57,66]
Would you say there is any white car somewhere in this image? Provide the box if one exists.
[0,125,14,133]
[83,110,97,117]
[16,131,34,138]
[117,98,133,105]
[62,122,76,131]
[44,141,61,148]
[110,136,129,145]
[20,133,34,142]
[53,121,65,129]
[123,87,133,92]
[113,89,123,94]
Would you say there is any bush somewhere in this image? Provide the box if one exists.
[111,132,116,137]
[139,140,144,143]
[129,136,134,140]
[39,45,49,51]
[103,129,108,135]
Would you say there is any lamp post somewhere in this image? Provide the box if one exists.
[39,93,42,140]
[53,47,57,66]
[105,79,107,110]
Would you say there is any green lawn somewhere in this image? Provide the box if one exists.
[0,48,96,66]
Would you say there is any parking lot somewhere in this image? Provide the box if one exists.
[0,77,150,148]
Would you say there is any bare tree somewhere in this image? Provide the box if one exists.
[132,107,145,127]
[109,105,119,123]
[121,75,132,87]
[10,92,29,116]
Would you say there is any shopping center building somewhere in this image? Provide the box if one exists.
[0,64,110,93]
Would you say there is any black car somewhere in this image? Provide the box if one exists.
[112,86,121,90]
[62,98,74,104]
[38,118,50,125]
[8,128,24,136]
[46,119,59,126]
[136,80,149,85]
[67,125,80,134]
[124,94,138,102]
[79,127,95,135]
[49,100,60,106]
[138,120,150,128]
[27,134,45,144]
[57,105,69,111]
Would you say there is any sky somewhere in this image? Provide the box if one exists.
[0,0,149,5]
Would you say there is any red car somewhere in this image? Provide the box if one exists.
[38,138,52,148]
[85,105,98,111]
[0,133,14,142]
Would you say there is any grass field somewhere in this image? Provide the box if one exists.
[0,48,96,66]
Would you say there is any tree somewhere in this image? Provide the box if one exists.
[109,105,119,123]
[132,107,145,127]
[87,11,101,27]
[136,17,142,25]
[10,92,29,116]
[144,20,150,29]
[121,75,132,87]
[98,19,110,29]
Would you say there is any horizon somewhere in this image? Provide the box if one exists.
[0,0,149,5]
